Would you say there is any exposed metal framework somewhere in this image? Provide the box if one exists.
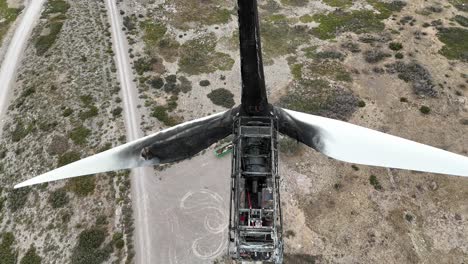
[229,116,283,263]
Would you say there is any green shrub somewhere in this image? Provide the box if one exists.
[389,42,403,51]
[69,126,91,145]
[437,27,468,62]
[454,15,468,27]
[112,232,124,250]
[79,105,98,120]
[11,121,34,142]
[364,50,391,63]
[149,77,164,89]
[43,0,70,15]
[95,215,108,226]
[395,52,404,59]
[48,188,69,208]
[199,80,211,87]
[20,245,42,264]
[67,177,96,197]
[111,107,123,117]
[71,227,110,264]
[80,95,93,106]
[420,105,431,114]
[0,232,16,264]
[35,21,65,56]
[151,106,177,126]
[63,108,73,117]
[179,33,234,75]
[279,137,300,155]
[207,88,235,108]
[8,188,30,212]
[369,175,382,190]
[58,151,80,167]
[134,57,155,75]
[178,76,192,93]
[357,100,366,107]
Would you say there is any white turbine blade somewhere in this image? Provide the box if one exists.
[15,110,235,188]
[280,108,468,177]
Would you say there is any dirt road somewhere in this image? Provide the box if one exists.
[105,0,231,263]
[0,0,46,132]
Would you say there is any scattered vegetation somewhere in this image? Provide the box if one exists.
[449,0,468,12]
[134,57,156,75]
[20,245,42,264]
[199,80,211,87]
[389,42,403,51]
[284,254,320,264]
[207,88,236,108]
[0,0,23,42]
[149,77,164,89]
[58,151,80,167]
[112,233,124,250]
[420,105,431,114]
[166,0,233,30]
[11,121,34,142]
[67,177,96,197]
[69,126,91,145]
[364,50,391,63]
[35,0,70,56]
[280,0,308,7]
[151,106,178,126]
[261,18,310,58]
[284,230,296,238]
[323,0,353,8]
[369,175,382,190]
[279,79,358,121]
[279,137,301,156]
[454,15,468,27]
[48,188,69,208]
[386,62,437,97]
[311,1,405,40]
[71,227,111,264]
[0,232,16,264]
[179,33,234,75]
[304,60,353,82]
[437,27,468,62]
[8,187,30,212]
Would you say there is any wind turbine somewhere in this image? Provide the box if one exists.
[13,0,468,262]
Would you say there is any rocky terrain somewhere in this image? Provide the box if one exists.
[0,0,133,263]
[0,0,466,263]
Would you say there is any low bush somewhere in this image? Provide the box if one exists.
[71,227,110,264]
[207,88,235,108]
[111,107,123,117]
[58,151,80,166]
[389,42,403,51]
[149,77,164,89]
[364,50,391,63]
[199,80,211,87]
[48,188,69,208]
[67,177,96,197]
[20,245,42,264]
[8,188,30,212]
[420,105,431,114]
[0,232,16,264]
[369,175,382,190]
[69,126,91,145]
